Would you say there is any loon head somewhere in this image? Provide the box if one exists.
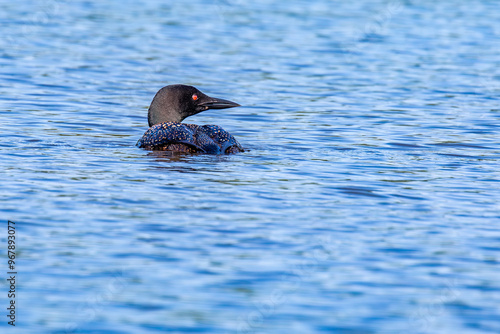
[147,84,240,126]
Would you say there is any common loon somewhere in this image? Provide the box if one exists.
[137,85,244,154]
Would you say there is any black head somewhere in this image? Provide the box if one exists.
[147,84,240,126]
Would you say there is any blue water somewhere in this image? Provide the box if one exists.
[1,0,500,333]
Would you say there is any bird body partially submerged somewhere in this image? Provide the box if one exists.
[137,85,243,154]
[137,122,243,154]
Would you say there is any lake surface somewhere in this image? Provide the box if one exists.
[1,0,500,333]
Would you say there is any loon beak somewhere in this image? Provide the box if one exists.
[198,96,240,110]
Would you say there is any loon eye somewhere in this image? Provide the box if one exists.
[192,94,198,101]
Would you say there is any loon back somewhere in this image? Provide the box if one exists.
[137,122,244,154]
